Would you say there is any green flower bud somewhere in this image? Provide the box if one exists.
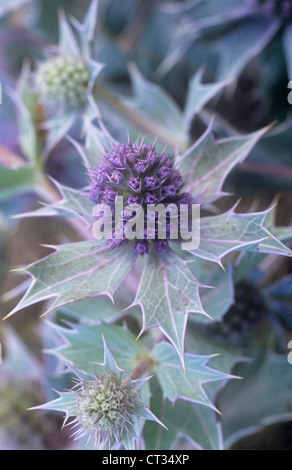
[70,371,146,448]
[34,55,91,108]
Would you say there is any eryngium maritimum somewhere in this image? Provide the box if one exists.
[34,55,90,108]
[89,141,193,255]
[70,371,146,448]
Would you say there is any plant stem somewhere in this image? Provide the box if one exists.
[129,359,154,381]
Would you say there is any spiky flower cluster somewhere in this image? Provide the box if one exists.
[34,55,90,108]
[89,141,192,255]
[253,0,292,18]
[71,371,144,448]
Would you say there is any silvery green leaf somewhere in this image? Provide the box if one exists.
[84,116,116,164]
[187,257,234,320]
[48,322,147,374]
[199,264,234,322]
[83,0,99,41]
[189,206,276,266]
[157,0,251,76]
[43,112,78,155]
[122,382,165,451]
[0,166,36,201]
[177,124,268,204]
[233,206,292,282]
[32,391,78,416]
[254,206,292,257]
[94,335,123,374]
[72,0,99,51]
[186,256,234,322]
[256,231,292,257]
[216,17,279,80]
[6,242,135,317]
[8,87,40,163]
[152,341,232,411]
[185,321,242,377]
[128,64,186,150]
[13,180,95,225]
[185,320,243,406]
[58,10,80,57]
[88,59,104,89]
[183,69,229,131]
[59,295,124,325]
[133,250,208,368]
[218,349,292,449]
[143,379,223,450]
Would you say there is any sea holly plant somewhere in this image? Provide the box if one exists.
[5,114,292,449]
[8,120,292,358]
[1,0,292,452]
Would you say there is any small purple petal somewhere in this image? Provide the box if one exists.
[144,193,159,204]
[128,176,141,192]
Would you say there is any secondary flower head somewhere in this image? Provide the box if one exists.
[34,55,91,109]
[71,370,145,448]
[89,140,193,255]
[34,338,164,449]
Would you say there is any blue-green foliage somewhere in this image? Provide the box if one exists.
[0,0,292,451]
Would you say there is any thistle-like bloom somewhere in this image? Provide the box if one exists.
[42,339,165,449]
[33,338,163,450]
[34,56,91,109]
[89,141,193,255]
[71,371,146,448]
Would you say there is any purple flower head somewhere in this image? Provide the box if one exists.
[89,140,193,255]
